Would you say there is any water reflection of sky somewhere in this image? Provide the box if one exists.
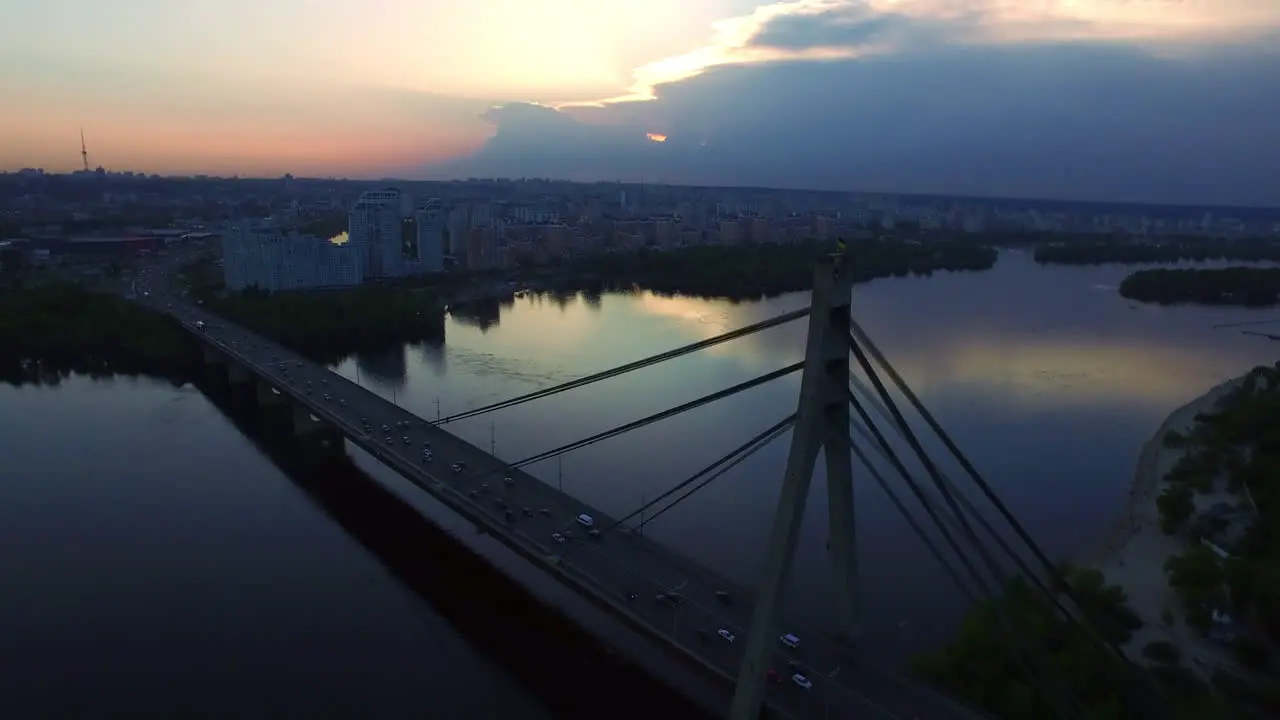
[0,377,546,717]
[347,252,1278,658]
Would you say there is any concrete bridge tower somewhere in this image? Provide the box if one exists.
[730,255,858,719]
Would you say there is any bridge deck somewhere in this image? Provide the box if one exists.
[177,306,983,720]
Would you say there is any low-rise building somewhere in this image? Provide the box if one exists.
[221,226,363,292]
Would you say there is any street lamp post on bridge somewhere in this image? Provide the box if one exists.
[730,255,859,720]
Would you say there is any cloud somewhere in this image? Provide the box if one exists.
[747,8,917,51]
[436,102,683,181]
[581,0,1280,105]
[437,1,1280,205]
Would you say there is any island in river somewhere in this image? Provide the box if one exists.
[1119,267,1280,308]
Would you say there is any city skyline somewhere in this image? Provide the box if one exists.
[3,0,1279,205]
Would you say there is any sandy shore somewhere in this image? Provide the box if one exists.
[1087,372,1251,665]
[1086,375,1247,567]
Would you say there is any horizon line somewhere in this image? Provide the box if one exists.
[4,169,1280,213]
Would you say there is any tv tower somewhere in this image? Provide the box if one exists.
[80,128,90,172]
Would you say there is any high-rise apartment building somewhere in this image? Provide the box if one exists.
[221,227,363,292]
[413,199,446,273]
[465,226,497,270]
[348,188,404,281]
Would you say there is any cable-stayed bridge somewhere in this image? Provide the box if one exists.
[128,255,1169,720]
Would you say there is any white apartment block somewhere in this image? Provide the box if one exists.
[349,188,405,281]
[221,227,364,292]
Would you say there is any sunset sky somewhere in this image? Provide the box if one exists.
[2,0,1278,202]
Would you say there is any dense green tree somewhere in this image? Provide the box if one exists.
[914,575,1149,718]
[1157,484,1195,534]
[1165,450,1219,493]
[1235,637,1274,672]
[1164,545,1226,633]
[1142,640,1181,666]
[563,238,998,301]
[0,283,193,385]
[1120,267,1280,307]
[204,286,446,365]
[1064,566,1143,644]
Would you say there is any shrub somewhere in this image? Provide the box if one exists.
[1143,640,1182,665]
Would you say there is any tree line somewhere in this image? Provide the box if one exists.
[558,238,998,301]
[921,367,1280,718]
[1158,366,1280,666]
[1119,268,1280,307]
[0,283,195,386]
[201,286,447,366]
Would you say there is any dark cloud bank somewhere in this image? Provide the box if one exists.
[434,11,1280,207]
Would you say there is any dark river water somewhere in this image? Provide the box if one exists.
[2,251,1277,716]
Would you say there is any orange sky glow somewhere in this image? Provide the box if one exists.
[1,0,1275,177]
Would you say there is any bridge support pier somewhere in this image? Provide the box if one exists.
[291,403,344,448]
[226,361,252,386]
[292,404,324,436]
[201,345,224,366]
[256,380,285,408]
[731,255,857,720]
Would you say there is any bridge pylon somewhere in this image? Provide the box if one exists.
[730,255,856,720]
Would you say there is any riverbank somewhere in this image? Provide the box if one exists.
[0,283,197,385]
[523,238,998,302]
[1089,373,1250,667]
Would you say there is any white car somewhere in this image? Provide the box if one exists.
[780,633,801,649]
[576,513,595,528]
[718,629,736,643]
[791,674,812,690]
[552,533,566,544]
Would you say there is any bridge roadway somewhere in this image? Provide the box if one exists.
[130,275,982,720]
